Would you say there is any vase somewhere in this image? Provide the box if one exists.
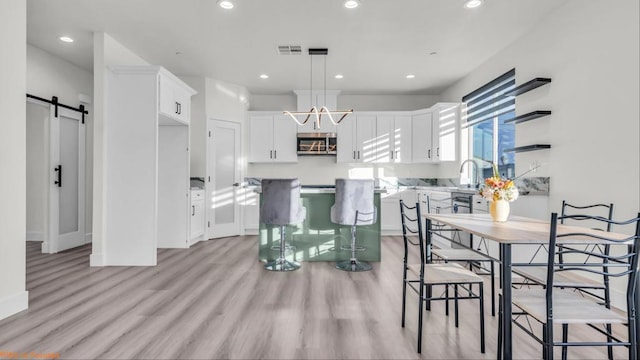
[490,199,510,222]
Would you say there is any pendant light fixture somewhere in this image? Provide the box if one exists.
[284,48,353,129]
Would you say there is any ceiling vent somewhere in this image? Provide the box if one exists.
[277,45,302,55]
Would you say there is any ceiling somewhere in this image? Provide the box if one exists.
[26,0,566,95]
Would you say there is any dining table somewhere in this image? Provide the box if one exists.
[422,213,637,360]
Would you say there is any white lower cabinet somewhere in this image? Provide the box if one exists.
[381,189,417,234]
[190,190,205,242]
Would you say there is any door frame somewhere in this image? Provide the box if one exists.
[206,118,243,239]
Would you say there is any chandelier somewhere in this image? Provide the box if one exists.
[284,48,353,128]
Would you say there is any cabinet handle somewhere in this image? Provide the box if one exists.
[437,147,440,157]
[54,165,62,187]
[270,150,273,159]
[178,103,182,114]
[192,205,195,216]
[274,150,277,159]
[428,149,431,159]
[390,150,393,159]
[353,151,356,159]
[175,101,179,114]
[357,150,360,159]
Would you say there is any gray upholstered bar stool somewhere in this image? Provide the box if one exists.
[261,178,307,271]
[331,178,377,272]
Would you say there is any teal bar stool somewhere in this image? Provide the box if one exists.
[261,178,306,271]
[331,178,377,272]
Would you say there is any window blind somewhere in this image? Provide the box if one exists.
[462,69,516,127]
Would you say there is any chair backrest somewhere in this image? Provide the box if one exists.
[561,200,614,232]
[545,212,640,318]
[400,199,425,269]
[331,178,376,226]
[260,178,304,226]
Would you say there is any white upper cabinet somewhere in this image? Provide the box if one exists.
[432,103,460,162]
[159,72,192,124]
[248,113,298,163]
[376,114,412,163]
[294,90,339,133]
[337,113,376,163]
[411,111,434,163]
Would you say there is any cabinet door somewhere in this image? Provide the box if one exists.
[249,116,274,163]
[191,200,205,239]
[380,191,401,232]
[159,75,176,118]
[336,116,356,163]
[394,115,413,163]
[173,85,191,124]
[433,104,458,162]
[411,112,434,163]
[272,115,298,163]
[355,115,376,163]
[375,115,394,163]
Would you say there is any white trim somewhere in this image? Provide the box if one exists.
[90,253,104,267]
[26,231,44,241]
[0,291,29,321]
[41,241,49,253]
[85,232,92,244]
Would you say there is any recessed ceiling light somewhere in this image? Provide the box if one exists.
[344,0,359,9]
[335,74,344,79]
[406,74,415,79]
[217,0,234,9]
[59,36,74,43]
[259,74,269,79]
[464,0,483,9]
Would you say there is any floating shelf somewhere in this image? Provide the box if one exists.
[504,144,551,153]
[504,110,552,124]
[504,78,551,97]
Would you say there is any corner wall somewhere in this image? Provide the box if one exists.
[0,0,28,320]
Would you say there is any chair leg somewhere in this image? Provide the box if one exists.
[605,323,613,360]
[336,225,372,272]
[445,285,450,316]
[546,322,555,360]
[401,268,407,328]
[543,324,548,360]
[497,294,503,360]
[264,226,300,271]
[418,280,424,353]
[454,284,459,328]
[479,283,485,353]
[562,324,568,360]
[491,260,496,316]
[426,285,432,311]
[628,312,637,360]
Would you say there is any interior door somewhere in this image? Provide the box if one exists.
[207,119,241,238]
[49,106,86,253]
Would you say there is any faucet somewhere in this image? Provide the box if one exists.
[459,159,481,188]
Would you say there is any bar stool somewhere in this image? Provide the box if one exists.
[331,178,376,272]
[261,178,306,271]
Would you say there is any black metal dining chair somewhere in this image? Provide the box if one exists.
[400,199,485,354]
[499,211,640,360]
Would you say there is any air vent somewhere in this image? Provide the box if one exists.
[308,48,328,55]
[277,45,302,55]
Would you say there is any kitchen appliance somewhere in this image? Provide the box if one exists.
[450,192,474,247]
[296,132,337,155]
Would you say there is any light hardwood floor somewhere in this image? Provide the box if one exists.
[0,237,629,359]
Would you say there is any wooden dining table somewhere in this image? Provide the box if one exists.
[422,213,637,360]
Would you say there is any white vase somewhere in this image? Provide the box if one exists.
[490,199,510,222]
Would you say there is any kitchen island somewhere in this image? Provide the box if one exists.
[257,187,383,262]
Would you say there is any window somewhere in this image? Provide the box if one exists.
[461,69,516,181]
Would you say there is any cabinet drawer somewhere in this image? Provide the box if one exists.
[191,189,205,201]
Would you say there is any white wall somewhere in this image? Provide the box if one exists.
[338,94,440,111]
[0,0,28,320]
[91,32,149,266]
[439,0,640,308]
[26,44,94,242]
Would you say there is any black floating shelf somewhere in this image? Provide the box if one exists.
[504,110,552,124]
[504,78,551,97]
[504,144,551,153]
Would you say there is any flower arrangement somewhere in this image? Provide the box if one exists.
[479,165,519,202]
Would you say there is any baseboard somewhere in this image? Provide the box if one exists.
[0,291,29,321]
[244,228,258,236]
[90,253,104,267]
[40,241,49,253]
[84,233,92,244]
[26,231,44,241]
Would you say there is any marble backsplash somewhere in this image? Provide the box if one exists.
[245,176,550,195]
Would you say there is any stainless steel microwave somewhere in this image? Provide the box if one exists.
[296,132,337,155]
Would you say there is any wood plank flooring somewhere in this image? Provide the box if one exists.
[0,237,630,359]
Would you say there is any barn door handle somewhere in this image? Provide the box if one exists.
[54,165,62,187]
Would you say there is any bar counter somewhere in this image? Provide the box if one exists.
[257,187,383,262]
